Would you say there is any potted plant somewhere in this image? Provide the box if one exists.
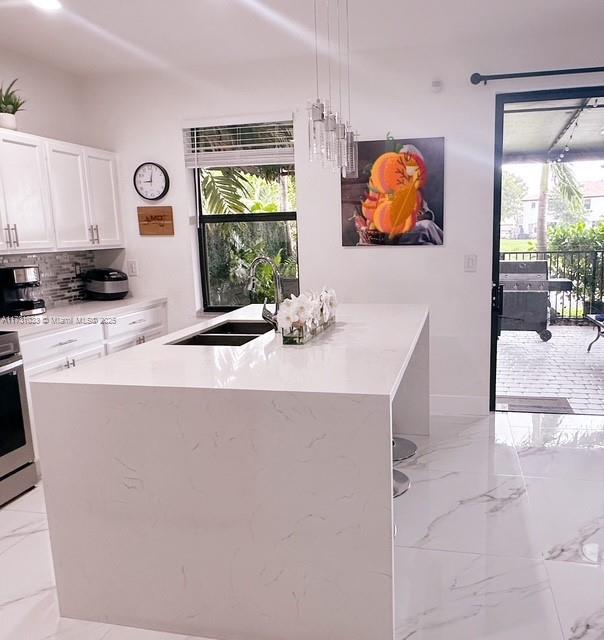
[0,79,26,130]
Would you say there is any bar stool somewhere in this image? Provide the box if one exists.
[393,469,410,498]
[392,436,418,463]
[392,436,417,498]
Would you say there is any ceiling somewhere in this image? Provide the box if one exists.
[504,97,604,162]
[0,0,603,77]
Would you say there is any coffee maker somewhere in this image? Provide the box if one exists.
[0,266,46,317]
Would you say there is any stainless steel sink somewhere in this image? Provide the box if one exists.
[170,319,275,347]
[171,334,259,347]
[203,321,274,335]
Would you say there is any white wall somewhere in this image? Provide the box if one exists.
[0,47,85,143]
[79,36,604,414]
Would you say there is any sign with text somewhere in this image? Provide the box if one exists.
[137,206,175,236]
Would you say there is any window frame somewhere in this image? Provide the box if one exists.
[195,167,298,312]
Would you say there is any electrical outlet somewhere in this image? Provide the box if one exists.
[464,254,478,272]
[126,260,139,277]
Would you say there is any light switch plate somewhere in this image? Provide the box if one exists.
[126,259,139,277]
[464,254,478,272]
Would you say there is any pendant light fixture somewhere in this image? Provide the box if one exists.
[308,0,358,177]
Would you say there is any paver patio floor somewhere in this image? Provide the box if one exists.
[496,325,604,415]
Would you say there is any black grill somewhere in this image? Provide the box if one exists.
[499,260,573,342]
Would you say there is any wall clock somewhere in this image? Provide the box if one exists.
[133,162,170,201]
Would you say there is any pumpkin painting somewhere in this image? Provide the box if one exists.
[363,147,427,239]
[341,136,444,247]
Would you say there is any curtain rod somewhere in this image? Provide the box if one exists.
[470,66,604,86]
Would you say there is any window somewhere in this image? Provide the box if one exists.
[531,201,537,209]
[184,121,299,311]
[585,198,592,210]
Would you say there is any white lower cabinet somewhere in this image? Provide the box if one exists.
[20,323,104,366]
[23,303,167,372]
[105,326,163,354]
[25,343,105,458]
[27,343,105,379]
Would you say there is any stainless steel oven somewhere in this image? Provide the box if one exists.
[0,331,37,506]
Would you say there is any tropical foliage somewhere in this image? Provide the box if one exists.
[548,221,604,251]
[199,165,298,306]
[548,221,604,311]
[536,162,584,251]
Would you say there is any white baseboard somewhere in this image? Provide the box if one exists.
[430,394,490,416]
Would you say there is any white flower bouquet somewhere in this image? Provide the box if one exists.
[276,287,337,345]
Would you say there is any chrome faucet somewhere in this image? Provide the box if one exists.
[247,257,283,331]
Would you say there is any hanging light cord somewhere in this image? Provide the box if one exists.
[345,0,352,122]
[327,0,332,108]
[337,0,342,115]
[313,0,320,99]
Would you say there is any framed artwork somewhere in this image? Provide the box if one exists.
[341,137,445,246]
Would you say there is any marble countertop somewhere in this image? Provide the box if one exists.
[0,296,167,338]
[32,303,429,397]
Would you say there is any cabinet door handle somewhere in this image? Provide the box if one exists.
[88,225,95,244]
[64,359,71,369]
[4,226,12,248]
[55,338,78,347]
[70,359,76,367]
[129,318,146,325]
[94,225,100,244]
[11,225,19,247]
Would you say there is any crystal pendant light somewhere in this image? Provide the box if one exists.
[343,123,358,177]
[325,111,338,165]
[307,0,358,176]
[308,98,326,160]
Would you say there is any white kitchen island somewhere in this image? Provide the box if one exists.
[31,303,429,640]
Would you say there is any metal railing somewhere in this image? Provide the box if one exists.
[500,250,604,323]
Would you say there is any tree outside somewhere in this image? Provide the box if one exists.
[501,171,528,228]
[200,166,299,307]
[536,162,584,252]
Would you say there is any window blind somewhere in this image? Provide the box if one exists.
[183,120,294,169]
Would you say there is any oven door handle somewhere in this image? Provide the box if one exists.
[0,358,23,375]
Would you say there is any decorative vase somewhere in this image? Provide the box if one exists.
[281,315,336,345]
[0,113,17,130]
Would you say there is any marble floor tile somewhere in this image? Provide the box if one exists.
[429,413,513,443]
[0,521,56,639]
[511,425,604,481]
[1,586,199,640]
[397,428,521,476]
[0,509,48,557]
[508,412,604,432]
[394,469,538,558]
[546,560,604,640]
[4,484,47,514]
[1,414,587,640]
[394,547,563,640]
[525,476,604,565]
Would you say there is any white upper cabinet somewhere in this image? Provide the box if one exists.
[0,175,9,252]
[0,128,124,253]
[0,130,55,251]
[47,141,94,249]
[85,149,122,247]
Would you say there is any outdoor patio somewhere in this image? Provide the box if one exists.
[496,324,604,415]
